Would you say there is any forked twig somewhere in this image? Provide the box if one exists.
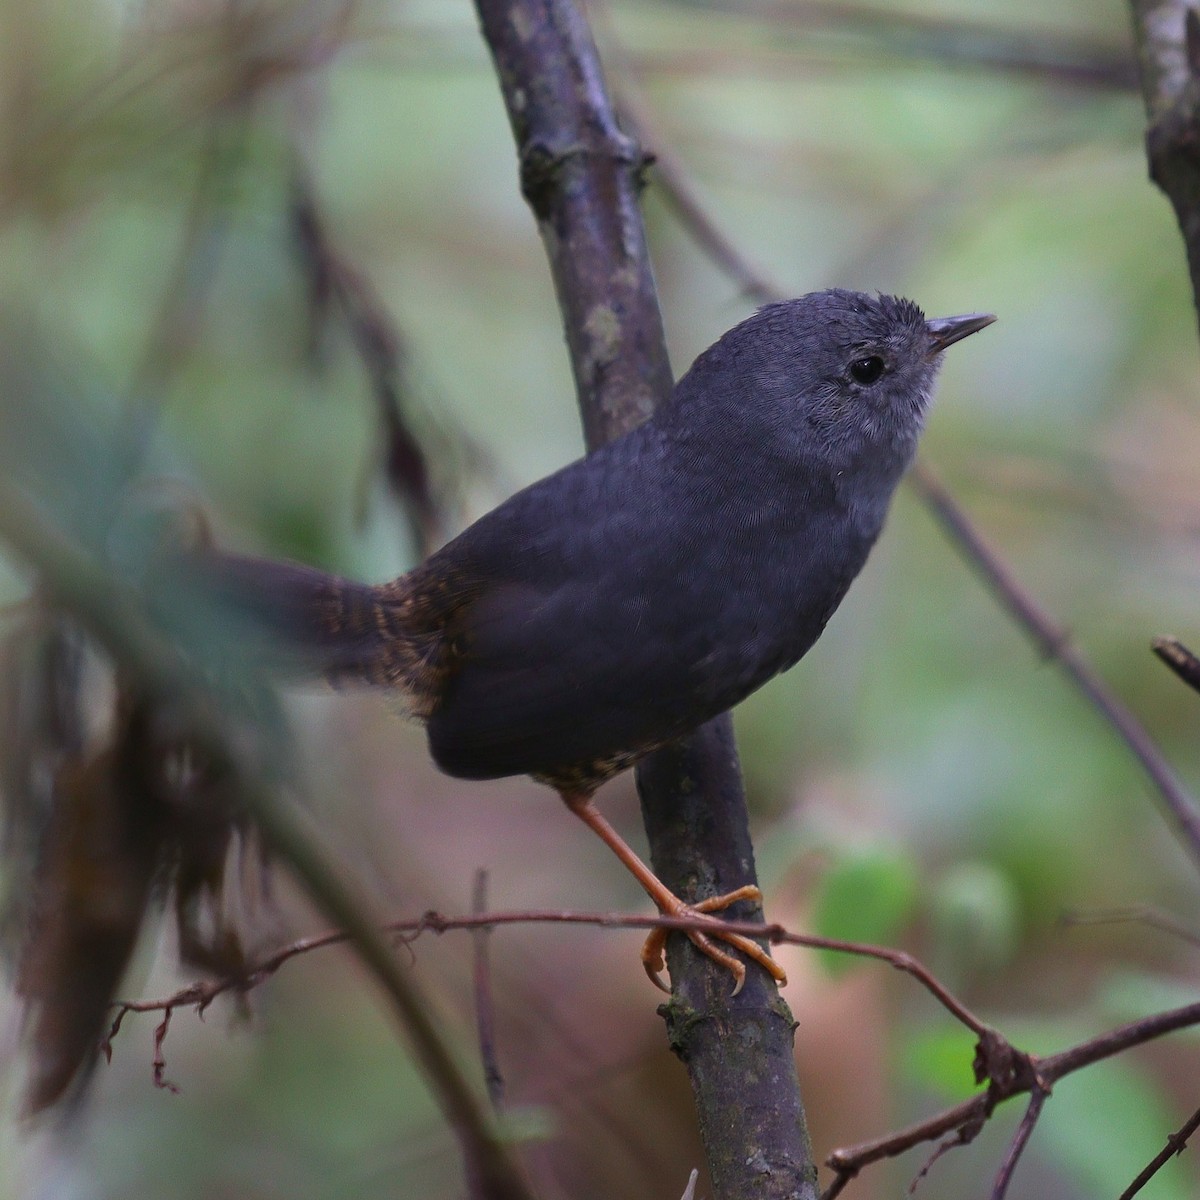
[824,1001,1200,1187]
[98,897,1200,1198]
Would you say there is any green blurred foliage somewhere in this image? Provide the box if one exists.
[812,846,920,974]
[929,860,1022,982]
[1,0,1199,1198]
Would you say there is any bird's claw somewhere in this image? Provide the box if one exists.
[642,935,671,994]
[639,885,786,995]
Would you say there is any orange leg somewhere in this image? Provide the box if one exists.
[562,792,786,995]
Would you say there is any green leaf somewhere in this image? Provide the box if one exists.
[1097,969,1200,1032]
[811,848,920,976]
[898,1023,984,1101]
[931,860,1021,978]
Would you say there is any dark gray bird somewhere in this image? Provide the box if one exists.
[193,289,994,991]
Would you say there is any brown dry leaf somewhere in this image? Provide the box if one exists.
[15,676,260,1113]
[17,697,167,1113]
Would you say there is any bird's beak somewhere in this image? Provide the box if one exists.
[925,312,996,356]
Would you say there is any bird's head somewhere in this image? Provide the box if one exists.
[674,288,993,470]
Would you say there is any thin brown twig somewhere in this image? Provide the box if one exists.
[608,63,1200,875]
[990,1085,1048,1200]
[603,58,776,304]
[906,1126,979,1197]
[112,906,991,1037]
[343,30,1132,93]
[114,2,358,468]
[123,113,248,473]
[781,927,993,1036]
[1117,1102,1200,1200]
[601,58,774,304]
[104,902,1200,1194]
[288,156,444,556]
[324,3,1135,89]
[654,0,1136,90]
[817,1172,852,1200]
[152,1010,181,1095]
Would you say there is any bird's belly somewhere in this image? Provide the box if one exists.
[427,519,873,788]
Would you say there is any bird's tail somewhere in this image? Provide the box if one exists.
[170,549,408,691]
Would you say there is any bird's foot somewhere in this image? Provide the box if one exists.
[557,792,786,996]
[641,885,786,996]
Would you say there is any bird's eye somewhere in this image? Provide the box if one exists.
[849,355,885,385]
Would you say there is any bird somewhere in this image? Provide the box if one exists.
[184,289,994,994]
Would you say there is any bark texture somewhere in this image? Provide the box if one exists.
[1131,0,1200,327]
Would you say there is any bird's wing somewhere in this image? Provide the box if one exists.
[425,570,699,781]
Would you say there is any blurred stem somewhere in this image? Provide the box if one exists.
[287,155,444,557]
[910,464,1200,874]
[472,3,817,1198]
[124,113,248,474]
[654,0,1135,90]
[0,483,536,1200]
